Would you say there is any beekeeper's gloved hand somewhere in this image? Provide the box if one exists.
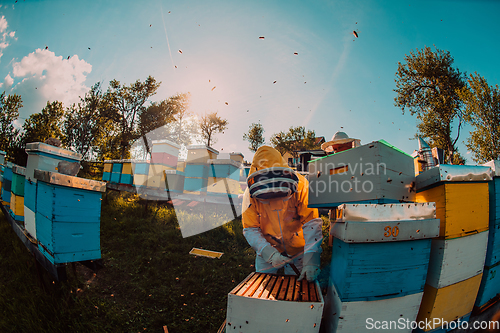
[298,218,323,282]
[261,245,289,269]
[298,252,321,282]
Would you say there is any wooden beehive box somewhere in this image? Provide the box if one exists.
[10,192,24,222]
[1,163,12,205]
[186,145,218,164]
[322,281,423,333]
[425,231,488,289]
[308,140,416,208]
[132,160,150,175]
[34,170,106,264]
[25,142,82,183]
[330,203,439,301]
[208,159,241,181]
[225,272,323,333]
[152,139,180,156]
[230,152,244,164]
[475,260,500,309]
[11,165,25,197]
[207,177,241,197]
[416,165,491,239]
[416,273,483,328]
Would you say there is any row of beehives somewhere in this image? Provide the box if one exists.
[0,143,106,266]
[223,140,500,333]
[101,140,250,198]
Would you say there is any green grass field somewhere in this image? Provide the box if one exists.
[0,190,331,333]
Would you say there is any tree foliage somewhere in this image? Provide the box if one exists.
[22,101,65,145]
[270,126,317,159]
[104,76,161,159]
[0,92,23,158]
[458,72,500,163]
[243,122,265,152]
[199,112,228,147]
[63,82,114,161]
[394,46,467,164]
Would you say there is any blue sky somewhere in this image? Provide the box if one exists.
[0,0,499,162]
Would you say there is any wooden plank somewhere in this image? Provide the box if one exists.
[277,276,290,300]
[309,282,317,302]
[189,248,223,259]
[269,276,283,300]
[260,275,276,299]
[234,272,258,296]
[293,278,301,301]
[230,272,255,295]
[301,279,309,301]
[285,276,296,301]
[243,273,266,297]
[252,274,272,298]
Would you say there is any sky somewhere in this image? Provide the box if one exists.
[0,0,499,163]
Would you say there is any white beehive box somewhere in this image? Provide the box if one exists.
[425,231,488,289]
[323,282,423,333]
[226,272,323,333]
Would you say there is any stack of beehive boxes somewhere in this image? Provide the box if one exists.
[34,169,106,264]
[475,160,500,310]
[10,165,25,224]
[1,162,13,208]
[323,203,439,332]
[183,145,218,195]
[132,160,150,188]
[148,140,180,190]
[414,165,491,332]
[207,158,242,199]
[0,150,5,195]
[24,142,82,241]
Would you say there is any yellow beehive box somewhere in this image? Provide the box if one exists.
[416,273,482,330]
[416,182,489,238]
[229,152,244,164]
[103,162,113,173]
[122,161,133,175]
[186,145,219,164]
[177,159,186,173]
[147,174,165,188]
[10,192,24,217]
[133,174,148,187]
[207,177,241,194]
[149,163,174,176]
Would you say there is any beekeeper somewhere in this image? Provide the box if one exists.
[321,131,361,154]
[241,146,323,282]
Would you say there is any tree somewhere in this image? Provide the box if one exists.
[164,93,200,147]
[63,82,112,161]
[270,126,317,159]
[457,72,500,163]
[22,101,65,145]
[104,76,161,159]
[138,93,191,157]
[243,122,265,152]
[199,112,228,147]
[394,46,467,164]
[0,92,23,158]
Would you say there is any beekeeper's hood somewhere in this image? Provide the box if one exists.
[249,145,289,175]
[247,146,299,200]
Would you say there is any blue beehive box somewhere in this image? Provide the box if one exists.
[34,169,106,264]
[133,161,149,175]
[184,177,207,192]
[184,163,209,178]
[207,159,241,181]
[482,160,500,266]
[1,162,12,204]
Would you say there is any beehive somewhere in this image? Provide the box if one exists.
[207,177,241,198]
[119,160,133,185]
[9,192,24,222]
[34,170,106,264]
[482,160,500,266]
[11,165,25,197]
[110,161,122,184]
[475,261,500,309]
[416,274,483,330]
[416,165,491,239]
[102,161,112,182]
[308,140,416,208]
[229,152,244,164]
[1,162,12,206]
[151,140,180,167]
[225,272,323,333]
[186,145,218,164]
[323,282,423,333]
[184,163,209,194]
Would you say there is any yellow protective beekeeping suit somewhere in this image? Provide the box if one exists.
[242,146,319,256]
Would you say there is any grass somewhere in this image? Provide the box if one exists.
[0,190,331,333]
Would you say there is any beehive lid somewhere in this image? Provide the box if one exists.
[482,160,500,177]
[207,159,242,167]
[336,202,436,221]
[12,165,26,176]
[186,145,219,155]
[416,164,493,191]
[152,139,181,149]
[25,142,82,161]
[34,169,106,192]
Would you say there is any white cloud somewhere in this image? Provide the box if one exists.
[10,48,92,121]
[0,15,16,62]
[3,73,12,88]
[0,16,7,33]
